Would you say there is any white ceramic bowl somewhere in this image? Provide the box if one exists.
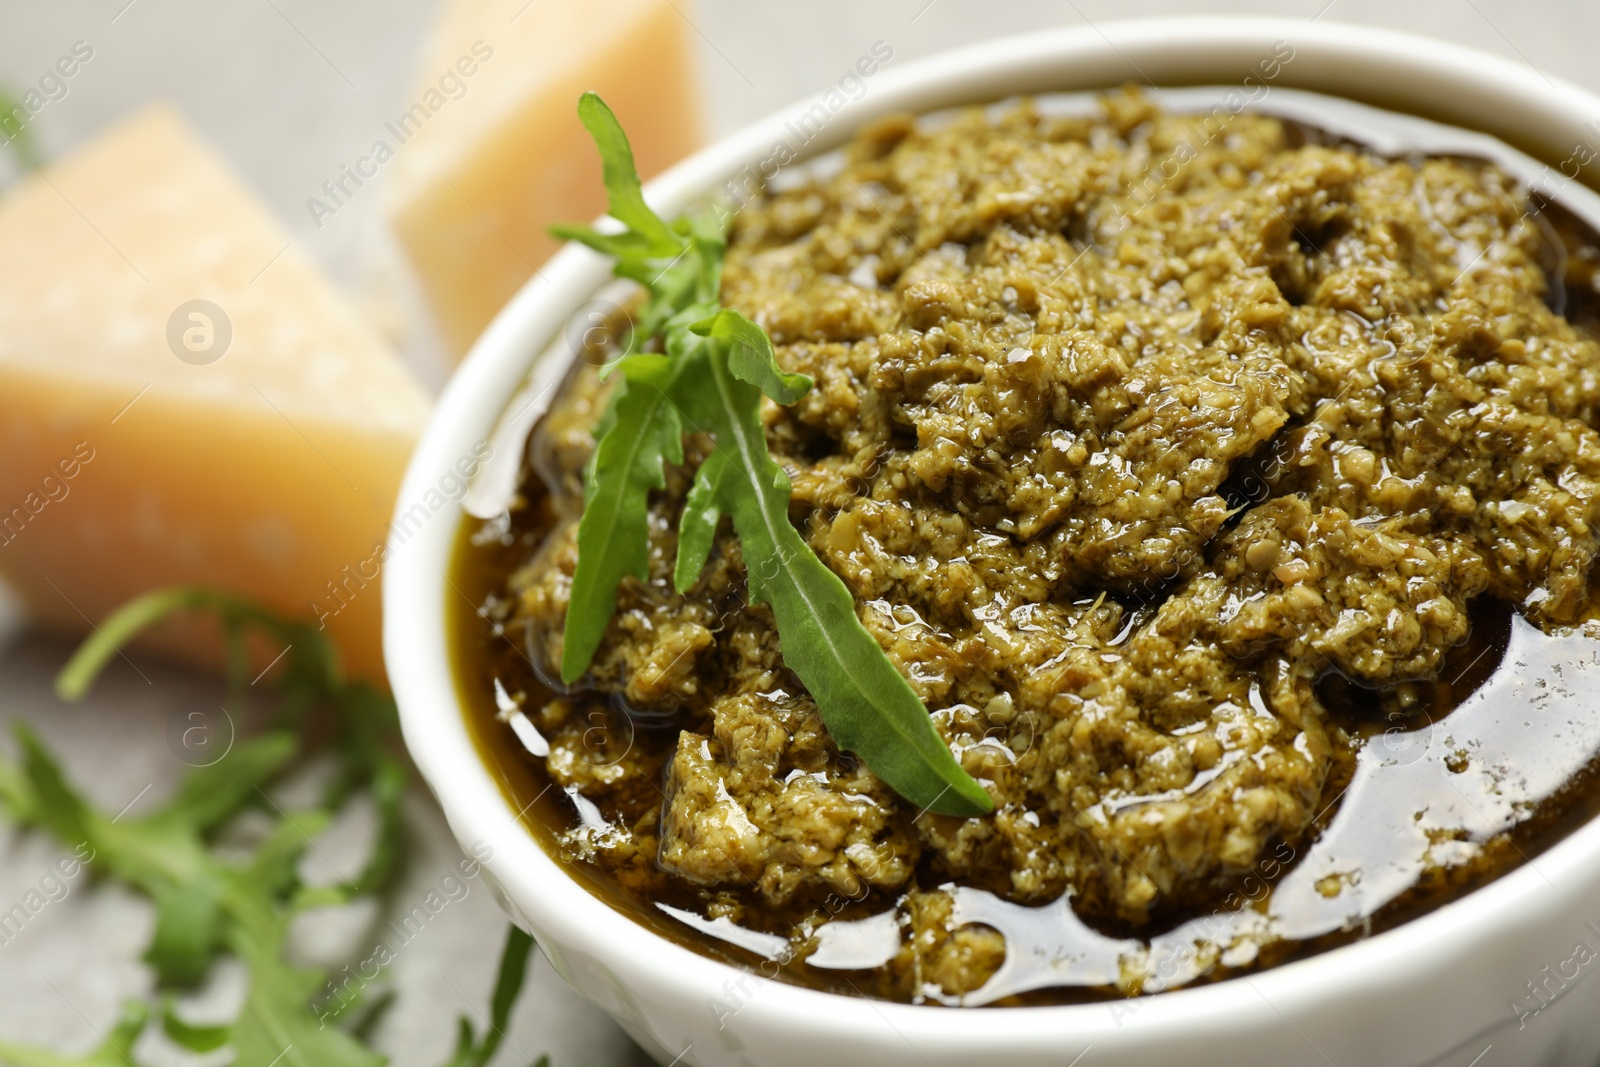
[387,17,1600,1067]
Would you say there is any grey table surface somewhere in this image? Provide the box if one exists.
[2,1,1598,1064]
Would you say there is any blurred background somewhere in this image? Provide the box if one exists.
[0,2,1594,1065]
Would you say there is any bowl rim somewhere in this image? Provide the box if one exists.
[386,14,1600,1058]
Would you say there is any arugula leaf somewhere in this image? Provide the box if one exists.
[147,876,226,986]
[0,1002,149,1067]
[57,585,410,898]
[160,999,231,1054]
[55,586,282,704]
[691,309,812,404]
[224,840,388,1067]
[0,589,552,1067]
[4,721,296,986]
[560,355,688,682]
[4,722,383,1063]
[550,98,723,685]
[3,721,376,1067]
[439,926,537,1067]
[678,343,992,815]
[550,93,681,260]
[672,434,732,594]
[0,90,40,177]
[552,93,993,816]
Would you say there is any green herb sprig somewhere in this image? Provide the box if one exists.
[0,89,41,178]
[0,588,547,1067]
[550,94,992,817]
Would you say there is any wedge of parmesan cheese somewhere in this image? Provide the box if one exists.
[0,105,431,684]
[385,0,703,356]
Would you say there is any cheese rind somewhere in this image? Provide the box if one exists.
[0,105,431,683]
[386,0,703,356]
